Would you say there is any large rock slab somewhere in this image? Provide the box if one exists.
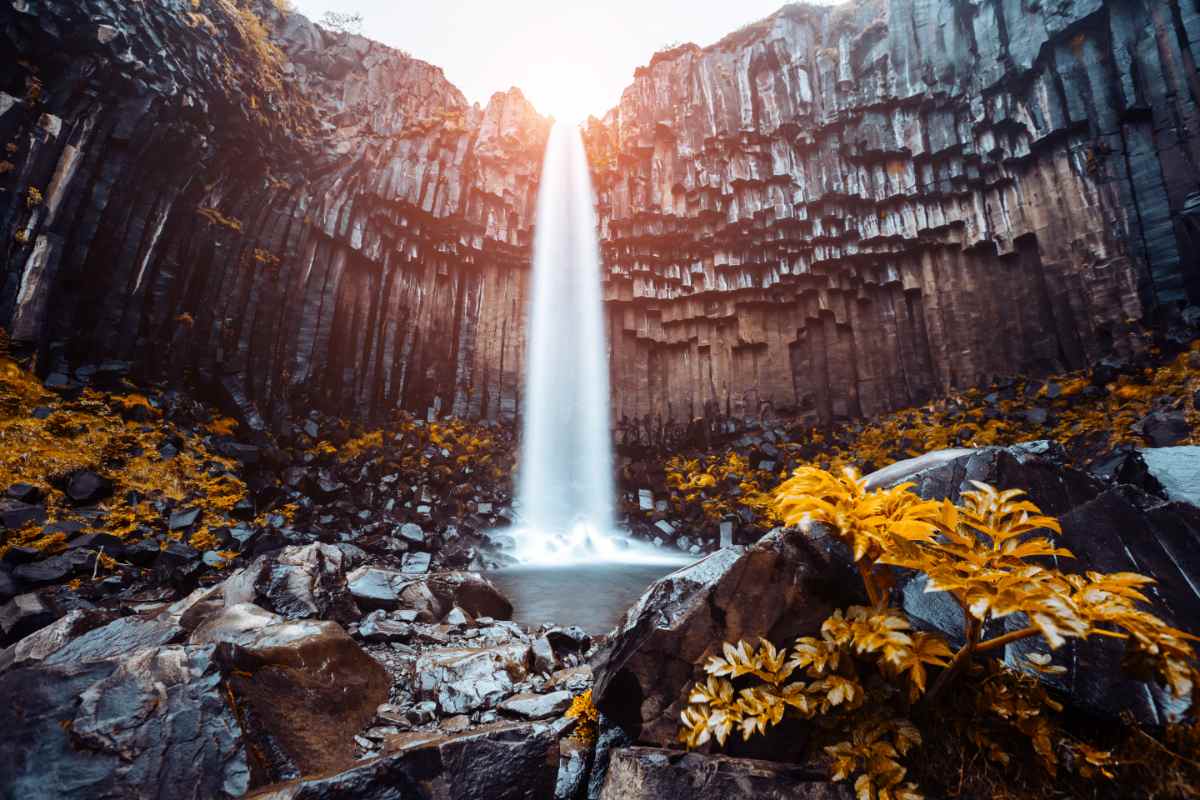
[591,527,859,746]
[1141,446,1200,507]
[347,567,512,621]
[598,747,851,800]
[0,644,249,800]
[193,610,391,784]
[249,721,560,800]
[224,543,360,625]
[0,608,117,673]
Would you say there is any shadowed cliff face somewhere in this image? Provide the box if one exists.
[585,0,1200,427]
[0,0,548,432]
[1,0,1198,432]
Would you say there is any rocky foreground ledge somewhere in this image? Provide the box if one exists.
[1,441,1197,799]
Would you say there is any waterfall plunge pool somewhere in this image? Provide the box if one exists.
[487,560,691,635]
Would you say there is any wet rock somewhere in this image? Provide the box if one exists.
[598,747,850,800]
[0,608,118,673]
[154,541,205,591]
[4,483,42,503]
[402,551,431,573]
[498,690,572,720]
[587,716,633,800]
[530,636,555,673]
[1088,447,1166,495]
[223,543,360,625]
[545,626,591,657]
[348,567,512,621]
[0,644,249,800]
[197,614,391,783]
[398,523,425,544]
[591,529,857,746]
[0,592,57,645]
[12,549,95,587]
[0,500,47,530]
[1133,410,1191,447]
[550,665,593,693]
[252,721,559,800]
[169,507,202,530]
[44,614,186,665]
[444,606,472,626]
[415,643,532,714]
[1140,446,1200,507]
[555,737,591,800]
[357,610,413,642]
[64,470,113,505]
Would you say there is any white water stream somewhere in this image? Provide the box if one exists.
[511,122,682,566]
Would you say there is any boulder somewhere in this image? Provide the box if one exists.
[598,747,851,800]
[193,613,391,784]
[0,644,249,800]
[44,614,186,665]
[64,470,113,505]
[0,591,57,645]
[554,737,591,800]
[591,529,858,746]
[0,608,117,673]
[1140,446,1200,507]
[498,690,573,720]
[415,643,532,715]
[224,543,360,625]
[248,721,559,800]
[357,609,413,642]
[0,500,46,529]
[347,567,512,622]
[1133,410,1191,447]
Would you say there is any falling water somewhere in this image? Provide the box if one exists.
[512,122,680,566]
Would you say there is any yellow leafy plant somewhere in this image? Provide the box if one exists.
[680,465,1199,799]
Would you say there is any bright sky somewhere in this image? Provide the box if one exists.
[290,0,843,122]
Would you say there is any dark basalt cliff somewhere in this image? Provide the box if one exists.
[0,0,547,431]
[2,0,1199,431]
[585,0,1200,426]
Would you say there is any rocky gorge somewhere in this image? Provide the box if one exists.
[2,0,1199,431]
[2,0,1200,798]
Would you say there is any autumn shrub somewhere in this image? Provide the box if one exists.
[679,466,1199,799]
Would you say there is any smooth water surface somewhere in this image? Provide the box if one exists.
[489,563,685,634]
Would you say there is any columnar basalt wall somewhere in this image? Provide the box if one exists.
[2,0,1198,432]
[585,0,1200,425]
[0,0,548,431]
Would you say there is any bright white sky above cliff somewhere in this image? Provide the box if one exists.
[290,0,844,122]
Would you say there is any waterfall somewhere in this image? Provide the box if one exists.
[512,121,680,566]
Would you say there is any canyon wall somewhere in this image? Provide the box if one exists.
[0,0,547,432]
[2,0,1199,432]
[586,0,1200,425]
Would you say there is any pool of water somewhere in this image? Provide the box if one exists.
[487,562,688,635]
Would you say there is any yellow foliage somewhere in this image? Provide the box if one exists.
[565,690,599,744]
[681,467,1200,799]
[206,416,239,436]
[341,430,384,460]
[197,206,243,232]
[26,186,43,207]
[0,359,247,558]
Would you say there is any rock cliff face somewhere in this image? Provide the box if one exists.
[2,0,1198,430]
[0,0,547,430]
[586,0,1200,425]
